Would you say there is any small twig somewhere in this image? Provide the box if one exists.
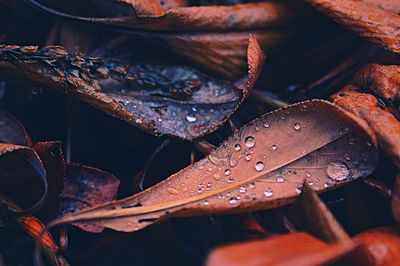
[250,89,289,109]
[193,139,216,155]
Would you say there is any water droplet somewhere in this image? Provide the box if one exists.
[192,107,197,112]
[224,169,231,176]
[245,154,252,161]
[228,177,234,183]
[305,171,311,178]
[228,198,238,205]
[206,182,212,190]
[197,187,204,193]
[293,122,301,131]
[213,174,221,180]
[255,126,260,131]
[218,194,225,199]
[203,200,209,206]
[234,144,241,151]
[344,153,351,161]
[135,118,142,124]
[308,180,314,186]
[236,195,242,200]
[271,145,278,151]
[264,189,274,198]
[230,158,238,167]
[249,182,256,189]
[186,115,197,123]
[276,176,284,183]
[280,115,286,120]
[239,186,247,193]
[263,122,270,128]
[327,161,350,181]
[166,187,180,195]
[245,136,255,148]
[255,161,264,171]
[295,185,302,194]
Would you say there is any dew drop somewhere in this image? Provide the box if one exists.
[245,154,252,161]
[228,177,234,183]
[135,118,142,124]
[295,185,302,194]
[218,194,225,199]
[255,161,264,171]
[327,161,350,181]
[276,176,285,183]
[206,182,212,190]
[249,182,256,189]
[239,186,247,193]
[271,144,278,151]
[305,171,311,178]
[230,158,238,167]
[213,174,221,180]
[344,153,351,161]
[293,122,301,131]
[225,169,231,176]
[203,200,209,206]
[264,189,274,198]
[245,136,255,148]
[166,187,180,195]
[234,144,241,151]
[228,198,238,205]
[263,122,270,128]
[308,180,314,186]
[186,115,197,123]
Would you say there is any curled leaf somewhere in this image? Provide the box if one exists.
[47,100,378,232]
[306,0,400,53]
[331,65,400,166]
[59,163,120,233]
[0,36,263,140]
[25,0,295,31]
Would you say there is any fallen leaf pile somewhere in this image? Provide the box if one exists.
[0,1,399,266]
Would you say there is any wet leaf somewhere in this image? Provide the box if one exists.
[205,232,369,266]
[25,0,295,31]
[331,65,400,166]
[59,163,120,233]
[0,36,264,140]
[307,0,400,53]
[354,226,400,265]
[287,183,350,243]
[47,100,378,232]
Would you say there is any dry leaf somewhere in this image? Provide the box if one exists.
[354,226,400,266]
[46,100,378,232]
[287,183,350,243]
[0,36,263,140]
[205,232,369,266]
[306,0,400,53]
[25,0,295,31]
[331,64,400,166]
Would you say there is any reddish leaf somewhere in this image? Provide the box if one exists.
[59,163,120,232]
[47,100,378,232]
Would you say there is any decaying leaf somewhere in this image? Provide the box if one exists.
[59,163,120,233]
[25,0,295,31]
[46,100,378,232]
[0,36,264,140]
[205,232,370,266]
[306,0,400,53]
[331,64,400,166]
[354,226,400,266]
[287,184,350,243]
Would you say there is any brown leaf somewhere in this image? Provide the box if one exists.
[47,100,378,232]
[25,0,295,31]
[354,226,400,266]
[205,232,370,266]
[306,0,400,53]
[287,183,350,243]
[331,66,400,166]
[0,36,263,140]
[59,163,120,233]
